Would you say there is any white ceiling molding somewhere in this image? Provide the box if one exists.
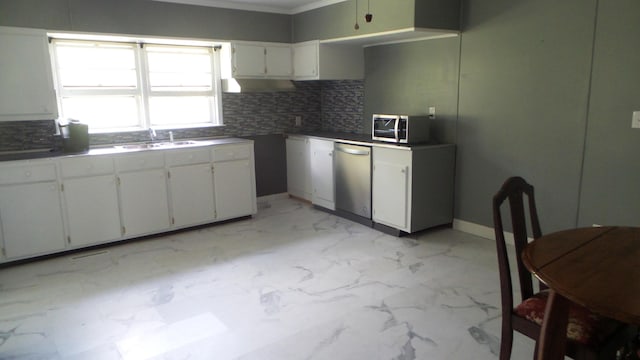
[150,0,347,15]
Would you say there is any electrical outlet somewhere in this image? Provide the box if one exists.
[632,111,640,129]
[295,116,302,127]
[428,106,436,120]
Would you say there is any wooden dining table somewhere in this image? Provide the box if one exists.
[522,226,640,360]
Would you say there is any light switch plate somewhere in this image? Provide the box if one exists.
[428,106,436,120]
[632,111,640,129]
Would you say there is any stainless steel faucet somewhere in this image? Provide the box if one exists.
[148,128,157,142]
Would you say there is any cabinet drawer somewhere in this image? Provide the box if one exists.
[212,145,251,162]
[115,152,165,172]
[60,156,114,178]
[0,163,57,184]
[165,148,210,167]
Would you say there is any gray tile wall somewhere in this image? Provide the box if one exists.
[0,80,363,152]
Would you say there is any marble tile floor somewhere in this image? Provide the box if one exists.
[0,195,536,360]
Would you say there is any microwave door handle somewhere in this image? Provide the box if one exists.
[394,117,400,142]
[336,146,370,156]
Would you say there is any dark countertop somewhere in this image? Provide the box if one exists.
[288,131,444,149]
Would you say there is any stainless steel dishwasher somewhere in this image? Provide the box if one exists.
[334,142,372,219]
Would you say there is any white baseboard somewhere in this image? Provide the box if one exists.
[453,218,516,246]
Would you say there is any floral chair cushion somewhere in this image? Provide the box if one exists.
[514,290,602,345]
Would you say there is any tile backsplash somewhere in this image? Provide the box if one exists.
[0,80,364,152]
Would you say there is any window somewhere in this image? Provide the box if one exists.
[51,38,222,132]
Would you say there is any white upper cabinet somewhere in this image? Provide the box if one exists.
[224,42,292,79]
[293,41,364,80]
[0,26,58,121]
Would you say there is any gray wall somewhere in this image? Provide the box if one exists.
[364,37,460,144]
[456,0,640,231]
[0,0,291,42]
[577,0,640,227]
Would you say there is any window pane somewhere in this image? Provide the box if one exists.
[146,49,212,91]
[148,72,211,90]
[149,97,211,126]
[55,42,137,88]
[61,96,140,130]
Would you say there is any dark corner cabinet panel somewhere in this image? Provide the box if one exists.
[372,144,455,234]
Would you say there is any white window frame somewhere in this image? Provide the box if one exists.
[50,35,224,133]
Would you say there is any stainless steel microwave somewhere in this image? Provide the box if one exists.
[371,114,430,144]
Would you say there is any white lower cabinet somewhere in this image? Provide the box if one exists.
[372,155,410,230]
[63,175,122,246]
[60,156,121,247]
[212,144,257,220]
[167,148,216,227]
[118,168,171,238]
[0,162,65,259]
[115,151,172,238]
[0,139,257,263]
[286,135,311,200]
[372,145,455,233]
[310,138,335,210]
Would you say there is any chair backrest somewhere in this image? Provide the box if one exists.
[493,176,543,311]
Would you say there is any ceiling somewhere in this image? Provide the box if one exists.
[151,0,346,14]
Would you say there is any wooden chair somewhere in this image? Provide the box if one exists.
[493,176,633,360]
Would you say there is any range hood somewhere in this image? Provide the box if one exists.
[221,78,296,93]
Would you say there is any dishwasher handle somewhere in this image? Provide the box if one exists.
[335,146,370,156]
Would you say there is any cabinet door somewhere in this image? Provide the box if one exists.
[0,182,65,258]
[118,169,171,237]
[293,42,318,79]
[372,162,409,230]
[0,27,57,121]
[232,43,266,77]
[310,139,335,210]
[63,175,121,247]
[213,160,254,220]
[265,45,292,78]
[286,137,311,200]
[169,163,216,227]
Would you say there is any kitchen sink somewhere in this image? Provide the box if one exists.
[115,140,201,150]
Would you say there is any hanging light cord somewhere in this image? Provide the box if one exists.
[354,0,360,30]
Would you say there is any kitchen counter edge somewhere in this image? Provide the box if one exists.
[286,132,453,150]
[0,137,252,162]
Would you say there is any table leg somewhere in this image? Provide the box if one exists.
[536,289,570,360]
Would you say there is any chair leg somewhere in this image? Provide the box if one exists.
[500,320,513,360]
